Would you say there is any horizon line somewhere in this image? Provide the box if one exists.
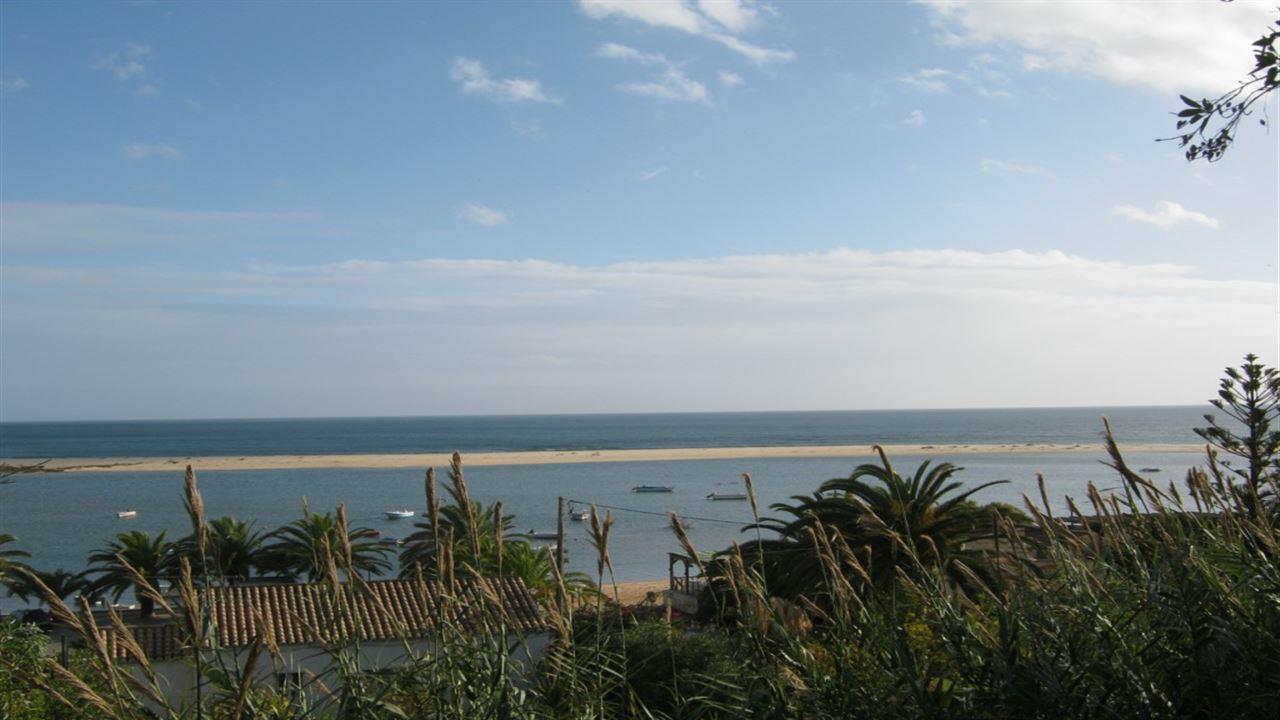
[0,402,1209,426]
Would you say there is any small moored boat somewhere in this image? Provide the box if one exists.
[1140,467,1161,473]
[527,531,560,540]
[116,510,137,519]
[632,485,674,493]
[384,509,415,520]
[706,492,748,501]
[569,509,590,522]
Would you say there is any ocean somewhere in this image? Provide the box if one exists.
[0,407,1213,611]
[0,406,1208,459]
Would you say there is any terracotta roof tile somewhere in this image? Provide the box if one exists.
[101,576,546,661]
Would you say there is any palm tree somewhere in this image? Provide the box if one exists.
[0,533,31,584]
[87,531,176,618]
[5,568,91,606]
[260,513,391,581]
[726,451,1009,603]
[177,516,266,583]
[399,498,519,577]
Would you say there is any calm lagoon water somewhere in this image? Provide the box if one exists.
[0,449,1203,611]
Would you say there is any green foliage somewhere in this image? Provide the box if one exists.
[1166,12,1279,161]
[4,568,90,605]
[259,512,391,580]
[86,530,176,617]
[0,620,60,720]
[0,533,31,585]
[723,455,1008,604]
[1195,353,1280,509]
[175,515,267,582]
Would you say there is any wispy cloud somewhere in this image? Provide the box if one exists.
[902,109,926,127]
[898,60,1013,99]
[1114,201,1219,230]
[94,43,158,95]
[979,157,1055,180]
[578,0,795,66]
[718,70,744,87]
[461,203,510,227]
[897,67,957,93]
[638,167,669,181]
[450,58,561,104]
[0,202,309,251]
[2,248,1269,418]
[0,74,28,94]
[124,142,184,161]
[919,0,1273,94]
[598,43,708,103]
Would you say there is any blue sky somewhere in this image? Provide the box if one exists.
[1,0,1277,421]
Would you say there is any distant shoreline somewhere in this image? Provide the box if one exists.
[3,442,1204,474]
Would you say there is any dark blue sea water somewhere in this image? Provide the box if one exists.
[0,406,1207,459]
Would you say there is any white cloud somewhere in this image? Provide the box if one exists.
[578,0,795,65]
[1114,200,1219,230]
[123,142,184,160]
[0,74,28,94]
[638,167,669,181]
[450,58,561,104]
[979,157,1055,180]
[619,67,709,102]
[461,203,510,227]
[2,248,1271,418]
[898,67,957,93]
[718,70,744,87]
[598,43,709,103]
[94,43,153,82]
[903,109,926,127]
[697,0,761,33]
[898,58,1014,99]
[919,0,1275,94]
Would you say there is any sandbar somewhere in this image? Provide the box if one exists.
[5,442,1203,474]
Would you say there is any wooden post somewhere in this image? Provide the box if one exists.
[555,497,566,572]
[555,496,566,612]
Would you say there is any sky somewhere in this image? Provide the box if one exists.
[0,0,1277,422]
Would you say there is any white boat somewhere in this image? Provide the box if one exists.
[116,510,137,519]
[569,509,590,522]
[632,485,674,493]
[384,509,415,519]
[706,492,748,501]
[527,531,560,540]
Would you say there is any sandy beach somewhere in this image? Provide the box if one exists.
[6,442,1203,474]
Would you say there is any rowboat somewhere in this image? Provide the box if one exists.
[706,492,748,501]
[384,509,415,519]
[632,485,674,493]
[116,510,137,519]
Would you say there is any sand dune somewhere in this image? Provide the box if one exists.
[9,442,1202,474]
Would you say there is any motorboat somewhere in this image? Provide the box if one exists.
[706,492,748,501]
[384,509,415,519]
[569,508,591,522]
[1140,467,1161,473]
[632,485,674,493]
[527,531,560,540]
[116,510,138,519]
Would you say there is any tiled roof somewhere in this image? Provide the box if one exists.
[101,576,546,661]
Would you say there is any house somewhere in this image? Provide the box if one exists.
[94,576,551,706]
